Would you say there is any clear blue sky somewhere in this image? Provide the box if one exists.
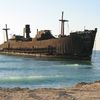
[0,0,100,49]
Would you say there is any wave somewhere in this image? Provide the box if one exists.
[67,64,79,66]
[0,75,64,82]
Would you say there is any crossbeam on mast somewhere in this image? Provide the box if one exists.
[59,12,68,36]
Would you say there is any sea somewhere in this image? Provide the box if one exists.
[0,51,100,89]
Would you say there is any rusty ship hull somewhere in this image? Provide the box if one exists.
[0,28,97,60]
[0,12,97,60]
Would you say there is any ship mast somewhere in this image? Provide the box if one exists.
[3,24,10,42]
[3,24,10,48]
[59,12,68,36]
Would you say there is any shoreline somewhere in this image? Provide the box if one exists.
[0,80,100,100]
[0,52,99,99]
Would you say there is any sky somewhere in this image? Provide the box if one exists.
[0,0,100,50]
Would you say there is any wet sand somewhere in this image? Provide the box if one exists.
[0,81,100,100]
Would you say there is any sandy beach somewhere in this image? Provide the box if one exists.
[0,81,99,100]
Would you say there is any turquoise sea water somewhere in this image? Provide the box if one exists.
[0,51,100,89]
